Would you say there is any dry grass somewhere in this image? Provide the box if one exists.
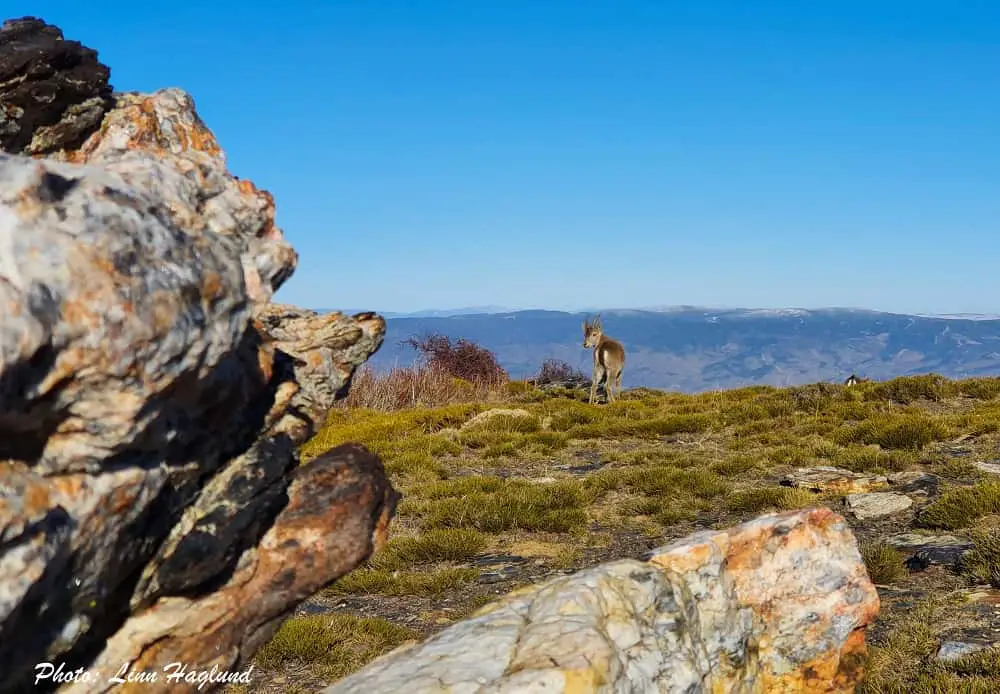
[327,566,481,597]
[336,364,508,411]
[725,486,818,514]
[860,541,908,585]
[404,478,589,533]
[960,528,1000,587]
[254,614,417,681]
[861,596,1000,693]
[917,482,1000,530]
[367,528,489,569]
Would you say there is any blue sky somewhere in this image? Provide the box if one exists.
[15,1,1000,314]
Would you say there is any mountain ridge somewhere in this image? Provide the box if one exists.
[315,307,1000,392]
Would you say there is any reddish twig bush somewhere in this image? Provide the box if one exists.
[534,358,586,384]
[335,334,511,411]
[401,333,508,386]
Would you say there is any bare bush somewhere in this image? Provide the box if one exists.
[402,333,508,386]
[534,358,586,384]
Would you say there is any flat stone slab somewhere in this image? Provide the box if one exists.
[845,492,913,520]
[886,532,974,567]
[973,461,1000,475]
[887,471,940,495]
[937,640,993,662]
[782,466,887,494]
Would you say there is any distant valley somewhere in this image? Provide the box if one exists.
[318,307,1000,393]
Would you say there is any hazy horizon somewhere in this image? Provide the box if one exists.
[323,303,1000,319]
[18,1,1000,316]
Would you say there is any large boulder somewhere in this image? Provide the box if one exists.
[0,17,395,693]
[323,507,879,694]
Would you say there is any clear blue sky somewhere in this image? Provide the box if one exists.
[13,1,1000,314]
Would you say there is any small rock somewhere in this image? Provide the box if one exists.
[887,471,940,495]
[460,408,535,430]
[936,640,991,662]
[886,532,974,568]
[974,461,1000,475]
[845,492,913,520]
[782,466,887,494]
[958,588,1000,606]
[940,444,974,458]
[474,555,527,567]
[556,461,604,474]
[477,566,520,584]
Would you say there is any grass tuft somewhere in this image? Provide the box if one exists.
[368,529,488,570]
[834,413,950,450]
[404,478,589,533]
[918,482,1000,530]
[960,528,1000,587]
[725,486,817,514]
[859,541,907,585]
[254,614,417,681]
[327,567,481,597]
[864,374,957,405]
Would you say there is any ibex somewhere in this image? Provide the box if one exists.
[582,315,626,404]
[844,374,870,387]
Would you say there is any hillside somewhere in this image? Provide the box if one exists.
[330,307,1000,392]
[244,373,1000,693]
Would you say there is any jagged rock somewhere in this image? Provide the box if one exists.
[50,87,298,307]
[886,532,974,568]
[323,507,879,694]
[0,49,392,692]
[782,465,888,494]
[0,17,113,154]
[846,492,914,520]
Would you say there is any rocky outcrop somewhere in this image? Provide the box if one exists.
[0,17,113,155]
[323,507,879,694]
[0,17,393,693]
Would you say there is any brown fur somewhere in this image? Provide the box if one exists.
[582,315,626,404]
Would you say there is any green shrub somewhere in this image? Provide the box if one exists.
[918,482,1000,530]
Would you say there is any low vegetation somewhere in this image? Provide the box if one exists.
[254,614,417,684]
[247,335,1000,692]
[860,541,908,585]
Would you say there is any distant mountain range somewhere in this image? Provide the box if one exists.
[315,307,1000,393]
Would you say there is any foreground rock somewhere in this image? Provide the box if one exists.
[0,17,113,154]
[323,507,879,694]
[0,18,393,692]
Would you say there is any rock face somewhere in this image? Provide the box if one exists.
[323,507,880,694]
[0,17,113,154]
[0,18,393,693]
